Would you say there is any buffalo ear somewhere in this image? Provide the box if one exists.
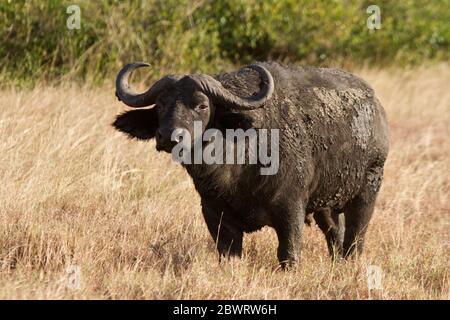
[112,108,159,140]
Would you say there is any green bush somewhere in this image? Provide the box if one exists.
[0,0,448,84]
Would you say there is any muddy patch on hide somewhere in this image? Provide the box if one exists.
[313,88,367,121]
[351,103,374,150]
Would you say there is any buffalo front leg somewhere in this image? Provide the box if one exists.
[272,202,305,269]
[201,198,243,259]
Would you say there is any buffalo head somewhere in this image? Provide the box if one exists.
[113,62,274,153]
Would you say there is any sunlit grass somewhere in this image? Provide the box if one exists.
[0,65,448,299]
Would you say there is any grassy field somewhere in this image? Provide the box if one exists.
[0,65,448,299]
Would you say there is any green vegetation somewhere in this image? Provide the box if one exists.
[0,0,448,83]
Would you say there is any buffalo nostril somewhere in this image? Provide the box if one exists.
[157,128,174,143]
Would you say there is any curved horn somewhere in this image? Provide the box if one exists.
[115,62,180,108]
[189,63,274,110]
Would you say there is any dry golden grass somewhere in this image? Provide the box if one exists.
[0,65,448,299]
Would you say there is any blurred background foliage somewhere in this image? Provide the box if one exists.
[0,0,448,84]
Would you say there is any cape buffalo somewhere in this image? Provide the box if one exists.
[113,61,389,267]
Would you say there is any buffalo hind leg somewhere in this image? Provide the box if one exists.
[343,186,379,258]
[201,198,243,259]
[314,208,344,259]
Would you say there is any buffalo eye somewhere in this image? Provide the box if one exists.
[195,104,208,111]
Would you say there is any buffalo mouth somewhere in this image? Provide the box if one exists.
[155,141,177,153]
